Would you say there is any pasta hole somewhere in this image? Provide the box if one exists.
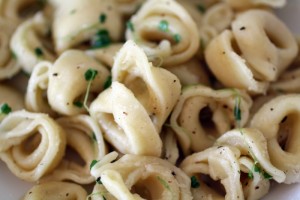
[141,30,175,45]
[199,106,218,138]
[131,175,165,199]
[64,146,85,167]
[18,0,45,19]
[200,174,226,196]
[277,113,300,153]
[231,38,242,56]
[265,30,285,49]
[21,134,41,154]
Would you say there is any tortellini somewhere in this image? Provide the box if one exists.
[0,110,66,182]
[0,17,20,80]
[205,9,298,93]
[23,181,87,200]
[170,85,252,154]
[126,0,199,67]
[181,128,285,200]
[48,50,110,116]
[250,94,300,183]
[41,115,107,184]
[10,12,55,74]
[50,0,123,53]
[90,40,180,156]
[90,152,193,200]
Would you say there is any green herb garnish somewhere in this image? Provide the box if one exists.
[91,29,111,49]
[263,172,273,180]
[234,94,242,125]
[191,176,200,188]
[99,13,106,23]
[103,75,112,89]
[90,160,98,170]
[11,51,17,59]
[92,132,97,141]
[83,69,98,111]
[73,101,83,108]
[173,34,181,43]
[197,4,206,13]
[157,176,171,191]
[96,177,102,184]
[85,68,98,81]
[158,20,169,32]
[34,47,43,57]
[248,171,254,179]
[0,103,12,115]
[126,21,135,32]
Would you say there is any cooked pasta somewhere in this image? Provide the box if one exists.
[41,115,107,184]
[205,9,298,93]
[0,110,66,182]
[10,12,55,74]
[126,0,199,67]
[250,94,300,184]
[0,0,299,199]
[170,85,252,154]
[90,152,193,200]
[23,181,87,200]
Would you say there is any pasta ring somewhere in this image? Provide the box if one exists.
[126,0,199,67]
[0,110,66,182]
[250,94,300,183]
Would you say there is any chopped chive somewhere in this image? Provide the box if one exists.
[234,95,241,122]
[90,160,98,170]
[253,164,261,173]
[103,75,112,89]
[248,171,254,179]
[85,69,98,81]
[156,176,171,191]
[91,29,111,49]
[173,34,181,43]
[11,51,17,59]
[191,176,200,188]
[263,172,273,180]
[99,13,106,23]
[0,103,12,114]
[197,4,206,13]
[73,101,83,108]
[158,20,169,32]
[83,69,98,112]
[34,47,43,57]
[92,132,97,141]
[96,177,102,184]
[126,21,134,32]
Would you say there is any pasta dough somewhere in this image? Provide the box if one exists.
[0,110,66,182]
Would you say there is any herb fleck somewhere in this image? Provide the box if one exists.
[99,13,106,23]
[85,68,98,81]
[103,75,112,89]
[158,20,169,32]
[1,103,12,114]
[191,176,200,188]
[157,176,171,191]
[91,30,111,49]
[197,4,206,13]
[73,101,83,108]
[96,177,102,184]
[126,21,135,32]
[90,160,98,170]
[34,47,43,57]
[173,34,181,43]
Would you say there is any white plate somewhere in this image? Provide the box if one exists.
[1,1,300,199]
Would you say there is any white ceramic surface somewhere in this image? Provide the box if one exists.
[1,1,300,199]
